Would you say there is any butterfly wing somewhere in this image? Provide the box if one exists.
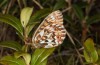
[32,10,66,48]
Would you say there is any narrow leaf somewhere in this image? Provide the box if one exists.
[0,60,18,65]
[39,59,47,65]
[53,0,66,10]
[20,7,33,28]
[0,14,23,36]
[0,56,26,65]
[0,0,7,7]
[72,4,84,20]
[0,41,22,51]
[31,48,55,65]
[86,14,100,25]
[14,52,31,65]
[25,22,39,36]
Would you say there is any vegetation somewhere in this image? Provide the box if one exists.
[0,0,100,65]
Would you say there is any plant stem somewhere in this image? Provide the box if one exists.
[17,0,22,10]
[81,19,88,44]
[32,0,43,9]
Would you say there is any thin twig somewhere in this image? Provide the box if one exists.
[62,7,71,13]
[75,47,85,65]
[17,0,22,10]
[78,47,84,51]
[66,30,75,46]
[65,0,72,14]
[22,0,27,7]
[81,18,88,43]
[6,0,14,14]
[32,0,43,9]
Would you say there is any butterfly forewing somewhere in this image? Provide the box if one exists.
[32,10,66,48]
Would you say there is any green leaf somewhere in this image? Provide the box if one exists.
[53,0,66,10]
[20,7,33,28]
[0,41,22,51]
[0,55,26,65]
[0,14,23,36]
[86,14,100,25]
[72,4,84,20]
[31,48,55,65]
[84,38,98,63]
[28,8,51,25]
[0,60,18,65]
[40,59,47,65]
[25,22,39,36]
[0,0,7,7]
[14,52,31,65]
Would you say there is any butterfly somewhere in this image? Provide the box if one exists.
[32,10,67,48]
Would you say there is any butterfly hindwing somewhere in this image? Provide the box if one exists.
[32,10,66,48]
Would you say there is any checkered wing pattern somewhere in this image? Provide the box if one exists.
[32,10,66,48]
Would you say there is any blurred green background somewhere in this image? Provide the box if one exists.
[0,0,100,65]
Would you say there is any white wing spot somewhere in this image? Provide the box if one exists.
[51,16,55,20]
[39,30,44,37]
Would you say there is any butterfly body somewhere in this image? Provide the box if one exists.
[32,10,66,48]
